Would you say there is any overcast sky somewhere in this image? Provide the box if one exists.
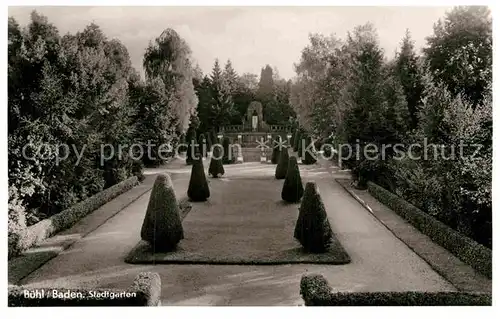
[8,6,453,79]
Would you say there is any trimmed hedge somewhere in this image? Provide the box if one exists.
[302,136,317,165]
[185,129,197,165]
[293,129,301,152]
[187,157,210,202]
[141,174,184,252]
[208,145,225,178]
[198,133,207,158]
[275,147,289,179]
[13,176,139,257]
[271,143,281,164]
[9,272,161,306]
[222,136,235,164]
[300,274,491,306]
[281,156,304,203]
[368,182,492,279]
[294,182,333,252]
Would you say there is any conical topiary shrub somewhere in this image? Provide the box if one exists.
[208,145,225,178]
[222,136,235,164]
[271,135,282,164]
[198,133,207,158]
[186,128,198,165]
[302,136,317,165]
[281,156,304,203]
[187,156,210,201]
[294,182,333,253]
[293,128,303,152]
[292,129,299,152]
[294,130,303,154]
[275,146,289,179]
[271,145,281,165]
[140,174,184,252]
[206,132,213,154]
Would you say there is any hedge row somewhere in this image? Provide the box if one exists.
[300,274,491,306]
[12,176,139,256]
[9,272,161,306]
[367,182,492,279]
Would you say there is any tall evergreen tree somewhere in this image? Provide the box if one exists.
[340,23,387,187]
[395,30,424,130]
[223,59,239,94]
[194,75,215,134]
[209,59,236,131]
[258,64,274,100]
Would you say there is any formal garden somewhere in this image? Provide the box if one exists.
[7,6,492,306]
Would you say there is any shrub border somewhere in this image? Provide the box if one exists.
[16,176,139,253]
[300,274,491,306]
[367,182,492,279]
[8,272,161,306]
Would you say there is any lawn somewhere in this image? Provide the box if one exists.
[126,175,350,265]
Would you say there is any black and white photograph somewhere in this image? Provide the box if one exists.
[4,1,495,312]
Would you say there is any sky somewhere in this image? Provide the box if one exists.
[8,6,453,80]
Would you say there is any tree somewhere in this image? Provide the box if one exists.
[223,59,239,95]
[401,68,492,247]
[281,156,304,203]
[187,157,210,201]
[208,59,236,131]
[290,33,342,134]
[192,63,204,85]
[143,28,198,134]
[339,23,387,187]
[265,77,295,125]
[233,73,257,121]
[8,12,142,243]
[424,6,492,107]
[257,64,274,101]
[394,30,424,130]
[294,182,333,252]
[275,146,289,179]
[240,73,259,91]
[141,174,184,252]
